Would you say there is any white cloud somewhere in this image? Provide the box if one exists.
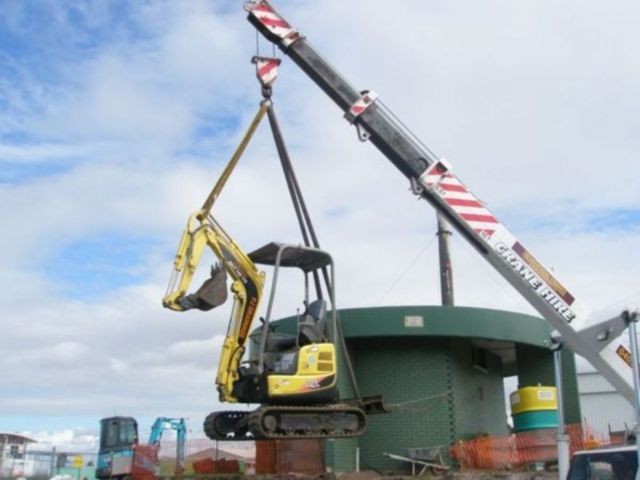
[2,0,640,438]
[24,429,99,452]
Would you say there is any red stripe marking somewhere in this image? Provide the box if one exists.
[253,4,273,13]
[475,228,495,237]
[440,183,467,193]
[351,105,366,115]
[259,61,277,77]
[461,213,498,223]
[445,198,483,208]
[258,15,290,29]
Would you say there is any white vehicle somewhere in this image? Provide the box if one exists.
[568,446,637,479]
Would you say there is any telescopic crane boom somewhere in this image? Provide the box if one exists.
[245,0,639,404]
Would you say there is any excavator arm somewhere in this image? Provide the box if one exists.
[163,212,265,402]
[162,101,269,403]
[148,417,187,476]
[245,1,639,404]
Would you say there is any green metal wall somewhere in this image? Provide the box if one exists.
[349,338,453,471]
[449,338,509,439]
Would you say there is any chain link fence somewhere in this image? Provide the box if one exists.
[0,448,97,480]
[0,438,325,479]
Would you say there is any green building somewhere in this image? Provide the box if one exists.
[270,305,579,473]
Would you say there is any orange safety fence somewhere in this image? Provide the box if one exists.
[157,438,254,475]
[451,423,615,471]
[157,437,324,475]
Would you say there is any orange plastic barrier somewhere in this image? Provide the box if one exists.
[450,423,613,471]
[192,457,240,474]
[256,439,324,475]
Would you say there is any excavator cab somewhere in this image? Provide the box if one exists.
[232,242,338,405]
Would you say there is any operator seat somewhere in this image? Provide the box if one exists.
[298,299,327,346]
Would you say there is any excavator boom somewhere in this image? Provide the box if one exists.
[163,213,265,402]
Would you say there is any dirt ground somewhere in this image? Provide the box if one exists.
[335,471,559,480]
[175,471,560,480]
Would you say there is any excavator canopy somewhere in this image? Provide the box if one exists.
[249,242,332,272]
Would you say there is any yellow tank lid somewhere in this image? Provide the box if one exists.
[510,386,557,414]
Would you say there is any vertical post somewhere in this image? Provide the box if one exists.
[550,331,570,480]
[436,214,454,306]
[625,310,640,480]
[50,447,56,478]
[9,447,15,479]
[355,447,360,473]
[0,436,5,477]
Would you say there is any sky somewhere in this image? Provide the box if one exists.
[1,0,639,451]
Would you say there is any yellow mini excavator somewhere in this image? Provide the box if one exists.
[163,59,385,440]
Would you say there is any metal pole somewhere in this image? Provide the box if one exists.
[550,331,570,480]
[50,447,56,477]
[436,214,454,306]
[625,311,640,480]
[0,437,5,476]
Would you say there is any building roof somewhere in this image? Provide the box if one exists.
[271,305,552,347]
[259,305,553,377]
[0,433,36,445]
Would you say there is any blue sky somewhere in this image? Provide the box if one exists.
[1,0,639,449]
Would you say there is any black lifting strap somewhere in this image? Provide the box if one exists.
[266,104,329,300]
[265,101,362,400]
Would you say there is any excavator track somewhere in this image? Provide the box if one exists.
[204,405,366,441]
[203,410,251,440]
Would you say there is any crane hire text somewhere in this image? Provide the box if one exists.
[495,242,576,323]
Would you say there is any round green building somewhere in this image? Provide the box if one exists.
[270,305,580,473]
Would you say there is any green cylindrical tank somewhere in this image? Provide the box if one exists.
[510,386,558,432]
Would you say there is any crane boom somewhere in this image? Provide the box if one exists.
[245,1,638,404]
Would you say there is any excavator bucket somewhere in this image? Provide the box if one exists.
[179,264,228,311]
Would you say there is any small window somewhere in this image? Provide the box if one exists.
[104,420,118,448]
[9,445,22,459]
[471,346,489,374]
[119,419,138,446]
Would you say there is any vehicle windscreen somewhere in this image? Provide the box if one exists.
[100,419,119,449]
[100,418,138,450]
[568,450,637,479]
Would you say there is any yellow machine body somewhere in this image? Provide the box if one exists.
[267,343,336,397]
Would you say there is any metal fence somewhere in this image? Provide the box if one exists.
[0,438,324,479]
[0,449,97,480]
[159,438,324,475]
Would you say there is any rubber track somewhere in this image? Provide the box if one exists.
[203,405,366,441]
[248,404,366,439]
[203,410,250,440]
